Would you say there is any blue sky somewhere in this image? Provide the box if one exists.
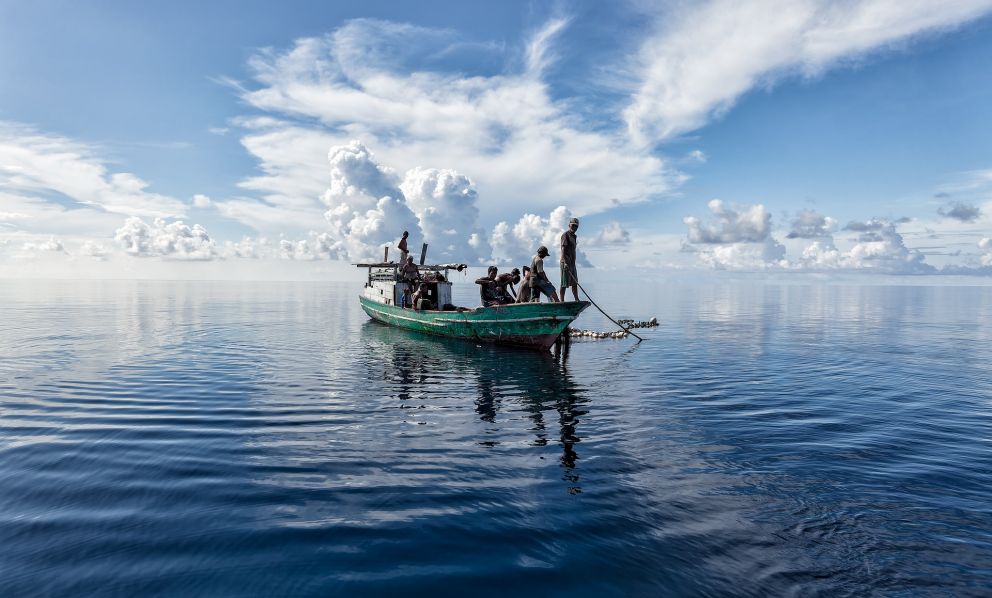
[1,0,991,278]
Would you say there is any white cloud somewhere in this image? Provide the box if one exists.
[490,205,591,267]
[0,122,186,218]
[678,201,940,274]
[79,240,111,260]
[979,237,992,266]
[192,194,212,208]
[232,18,672,227]
[786,208,837,238]
[400,167,490,264]
[685,149,707,164]
[114,216,217,260]
[937,201,981,222]
[689,237,788,270]
[589,221,632,246]
[684,199,772,243]
[319,141,421,262]
[15,236,67,260]
[624,0,992,143]
[278,232,344,261]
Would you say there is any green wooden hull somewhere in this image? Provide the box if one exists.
[359,296,589,350]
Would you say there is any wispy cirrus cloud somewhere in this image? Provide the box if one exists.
[227,17,672,231]
[0,122,186,219]
[624,0,992,144]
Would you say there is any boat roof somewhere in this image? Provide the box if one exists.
[354,262,468,271]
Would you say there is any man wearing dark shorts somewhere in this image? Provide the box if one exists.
[529,246,560,303]
[559,217,579,302]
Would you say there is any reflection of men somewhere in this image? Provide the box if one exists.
[529,246,560,303]
[400,256,419,282]
[396,231,409,263]
[559,217,579,302]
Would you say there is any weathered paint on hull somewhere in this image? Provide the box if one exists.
[359,296,589,350]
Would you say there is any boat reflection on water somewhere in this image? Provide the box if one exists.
[360,320,587,493]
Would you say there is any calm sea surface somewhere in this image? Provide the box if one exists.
[1,280,990,596]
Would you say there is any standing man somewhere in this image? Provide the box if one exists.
[559,217,580,302]
[396,231,409,264]
[529,246,560,303]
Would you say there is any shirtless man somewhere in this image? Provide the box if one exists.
[396,231,409,263]
[516,266,532,303]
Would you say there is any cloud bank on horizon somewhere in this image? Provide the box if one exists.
[2,1,992,278]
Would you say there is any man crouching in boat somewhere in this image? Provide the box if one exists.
[515,266,532,303]
[475,266,519,307]
[412,282,434,310]
[529,246,560,303]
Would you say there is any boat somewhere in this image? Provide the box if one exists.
[356,260,589,350]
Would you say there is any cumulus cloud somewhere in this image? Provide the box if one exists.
[937,201,981,222]
[624,0,992,143]
[15,236,68,259]
[688,237,788,270]
[79,241,111,260]
[491,205,592,267]
[114,217,217,260]
[589,221,631,246]
[220,237,269,259]
[980,237,992,266]
[400,167,490,263]
[684,199,772,243]
[317,141,421,262]
[786,208,837,238]
[192,194,212,208]
[279,232,344,261]
[799,218,933,272]
[677,201,940,274]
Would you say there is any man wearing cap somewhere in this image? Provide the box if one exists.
[559,217,580,302]
[529,246,560,303]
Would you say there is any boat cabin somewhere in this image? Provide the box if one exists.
[356,262,466,310]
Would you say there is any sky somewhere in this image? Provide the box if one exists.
[2,0,992,280]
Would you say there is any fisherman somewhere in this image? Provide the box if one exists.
[400,256,420,283]
[400,285,412,308]
[496,268,521,304]
[412,282,433,310]
[559,217,580,302]
[529,246,560,303]
[396,231,410,264]
[475,266,503,307]
[516,266,532,303]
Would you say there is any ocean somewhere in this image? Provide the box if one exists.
[1,279,990,596]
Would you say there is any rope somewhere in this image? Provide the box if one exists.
[566,264,644,342]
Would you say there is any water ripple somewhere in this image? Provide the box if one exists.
[0,280,990,595]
